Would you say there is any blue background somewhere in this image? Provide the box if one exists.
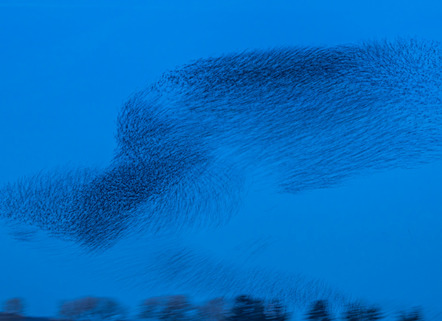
[0,0,441,319]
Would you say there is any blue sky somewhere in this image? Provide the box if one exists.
[1,0,442,318]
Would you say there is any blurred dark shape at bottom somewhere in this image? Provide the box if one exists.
[306,300,332,321]
[3,299,25,317]
[0,313,50,321]
[229,295,289,321]
[58,297,126,321]
[398,308,424,321]
[139,294,288,321]
[343,303,384,321]
[0,295,430,321]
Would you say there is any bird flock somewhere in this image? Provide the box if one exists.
[1,38,441,307]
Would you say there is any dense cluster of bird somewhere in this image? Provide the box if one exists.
[1,38,441,308]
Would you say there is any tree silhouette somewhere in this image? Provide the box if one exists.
[92,298,126,321]
[344,303,383,321]
[365,306,383,321]
[1,298,24,321]
[159,295,194,321]
[58,297,126,321]
[3,298,25,316]
[198,298,227,321]
[306,300,332,321]
[265,299,289,321]
[398,308,424,321]
[229,295,267,321]
[139,297,165,320]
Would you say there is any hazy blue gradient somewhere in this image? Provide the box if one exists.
[1,1,442,319]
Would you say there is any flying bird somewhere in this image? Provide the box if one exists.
[1,38,441,252]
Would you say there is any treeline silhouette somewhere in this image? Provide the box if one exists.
[0,296,425,321]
